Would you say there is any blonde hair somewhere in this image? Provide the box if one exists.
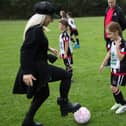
[23,14,46,40]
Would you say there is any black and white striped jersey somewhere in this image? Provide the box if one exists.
[110,39,126,74]
[59,31,72,57]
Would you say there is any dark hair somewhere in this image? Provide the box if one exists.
[67,12,72,17]
[59,19,68,27]
[107,22,122,37]
[60,10,67,18]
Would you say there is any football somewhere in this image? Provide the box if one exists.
[74,107,91,124]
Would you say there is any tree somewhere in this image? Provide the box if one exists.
[0,0,125,19]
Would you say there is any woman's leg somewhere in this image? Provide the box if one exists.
[22,85,49,126]
[48,64,80,116]
[48,64,72,98]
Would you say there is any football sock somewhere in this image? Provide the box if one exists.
[71,38,75,43]
[113,90,126,105]
[76,38,79,45]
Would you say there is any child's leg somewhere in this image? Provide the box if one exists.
[111,74,126,105]
[110,74,126,113]
[70,32,75,43]
[111,85,126,114]
[63,58,73,75]
[111,86,126,105]
[74,29,80,46]
[63,58,73,82]
[75,36,79,45]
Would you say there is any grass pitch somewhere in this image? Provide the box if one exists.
[0,17,126,126]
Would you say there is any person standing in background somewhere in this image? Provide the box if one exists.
[60,10,67,21]
[104,0,126,65]
[66,12,80,48]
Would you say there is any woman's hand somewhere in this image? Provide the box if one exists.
[49,47,59,56]
[52,48,58,55]
[23,74,37,87]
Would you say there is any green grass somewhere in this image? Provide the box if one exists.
[0,17,126,126]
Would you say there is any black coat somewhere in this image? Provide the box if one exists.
[13,24,49,94]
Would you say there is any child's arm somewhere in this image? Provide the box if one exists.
[64,41,69,59]
[99,51,110,72]
[115,40,125,61]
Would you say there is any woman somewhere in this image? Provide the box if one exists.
[99,22,126,114]
[13,1,80,126]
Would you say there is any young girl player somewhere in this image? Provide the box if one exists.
[58,19,73,79]
[99,22,126,114]
[66,12,80,48]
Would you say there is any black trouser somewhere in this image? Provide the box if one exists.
[25,64,72,121]
[48,64,72,98]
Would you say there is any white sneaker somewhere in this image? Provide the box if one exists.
[110,103,122,111]
[115,105,126,114]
